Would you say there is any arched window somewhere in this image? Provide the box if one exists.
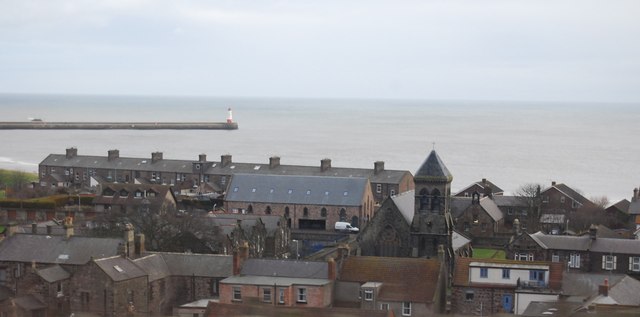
[431,189,441,211]
[339,208,347,222]
[303,207,309,217]
[321,208,327,217]
[419,188,429,211]
[265,206,272,215]
[247,205,253,214]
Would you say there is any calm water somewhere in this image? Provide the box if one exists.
[0,93,638,203]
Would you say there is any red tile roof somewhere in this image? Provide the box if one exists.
[339,256,442,303]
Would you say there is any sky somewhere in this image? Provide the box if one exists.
[1,0,639,102]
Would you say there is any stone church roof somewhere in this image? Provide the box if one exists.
[414,150,452,182]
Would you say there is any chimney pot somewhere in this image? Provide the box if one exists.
[269,156,281,169]
[634,188,639,202]
[599,279,609,297]
[221,154,232,167]
[66,147,77,159]
[151,152,163,163]
[199,154,207,162]
[552,181,556,186]
[321,158,331,172]
[108,149,120,161]
[374,161,385,174]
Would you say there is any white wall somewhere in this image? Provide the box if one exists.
[514,293,558,315]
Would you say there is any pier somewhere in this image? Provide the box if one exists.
[0,121,238,130]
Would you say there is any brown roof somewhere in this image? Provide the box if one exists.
[205,302,394,317]
[339,256,441,303]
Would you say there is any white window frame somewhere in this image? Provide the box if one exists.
[232,286,242,301]
[569,253,581,268]
[630,257,640,272]
[402,302,412,316]
[296,288,307,303]
[364,289,373,301]
[380,303,389,310]
[376,184,382,193]
[552,254,560,262]
[278,288,285,304]
[603,255,616,271]
[262,288,271,302]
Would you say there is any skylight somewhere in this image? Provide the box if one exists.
[114,265,124,273]
[254,165,261,170]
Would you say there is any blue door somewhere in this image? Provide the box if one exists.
[502,294,513,312]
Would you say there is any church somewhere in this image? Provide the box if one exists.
[357,149,455,265]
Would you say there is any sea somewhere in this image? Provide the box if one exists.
[0,93,638,204]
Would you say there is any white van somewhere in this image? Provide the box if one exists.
[334,222,359,233]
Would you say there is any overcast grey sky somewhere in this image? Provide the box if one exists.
[1,0,639,102]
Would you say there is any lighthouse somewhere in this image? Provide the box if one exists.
[227,107,233,123]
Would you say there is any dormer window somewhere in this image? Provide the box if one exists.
[103,188,115,197]
[119,190,129,197]
[134,190,143,198]
[147,190,156,198]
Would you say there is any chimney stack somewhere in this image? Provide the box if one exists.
[374,161,385,175]
[513,218,522,236]
[269,156,281,169]
[124,223,135,258]
[233,242,250,275]
[199,154,207,162]
[633,188,638,202]
[46,224,52,235]
[551,181,556,186]
[107,149,120,161]
[151,152,163,163]
[221,154,232,167]
[327,257,337,280]
[321,158,332,172]
[589,224,598,240]
[598,279,609,297]
[135,233,145,256]
[64,216,74,239]
[66,147,77,159]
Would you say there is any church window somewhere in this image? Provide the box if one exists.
[247,205,253,214]
[419,188,429,211]
[431,189,441,211]
[265,206,272,215]
[339,209,347,222]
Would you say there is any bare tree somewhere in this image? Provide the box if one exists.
[515,183,546,232]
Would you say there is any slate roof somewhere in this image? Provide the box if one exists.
[492,195,529,207]
[225,174,368,206]
[221,275,330,286]
[529,232,592,251]
[590,238,640,255]
[132,254,170,282]
[452,230,472,252]
[240,258,328,279]
[628,200,640,215]
[414,150,452,182]
[607,199,630,213]
[587,275,640,306]
[339,256,441,303]
[204,214,284,236]
[455,179,504,196]
[37,265,70,283]
[95,256,147,282]
[450,197,473,219]
[142,252,232,277]
[0,234,123,265]
[41,152,411,185]
[205,303,392,317]
[480,196,503,222]
[13,295,47,310]
[93,183,174,210]
[390,189,415,224]
[543,183,594,207]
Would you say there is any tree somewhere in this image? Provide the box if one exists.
[515,183,546,232]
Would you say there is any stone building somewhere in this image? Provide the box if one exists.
[39,148,413,205]
[224,174,374,231]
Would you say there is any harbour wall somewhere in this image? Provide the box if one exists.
[0,122,238,130]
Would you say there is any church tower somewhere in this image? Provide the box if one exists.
[411,149,453,259]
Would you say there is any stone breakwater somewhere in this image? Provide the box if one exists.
[0,122,238,130]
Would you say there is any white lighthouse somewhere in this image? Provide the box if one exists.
[227,107,233,123]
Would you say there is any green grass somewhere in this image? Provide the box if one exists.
[473,248,506,259]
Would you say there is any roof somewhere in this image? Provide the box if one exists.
[450,197,473,219]
[41,152,411,185]
[590,238,640,255]
[390,190,415,224]
[0,234,123,265]
[480,196,504,222]
[628,200,640,215]
[132,253,170,282]
[13,295,47,311]
[95,256,147,282]
[339,256,441,302]
[37,265,70,283]
[92,183,175,210]
[492,195,529,207]
[414,150,452,182]
[543,183,594,207]
[221,275,330,286]
[529,232,592,251]
[607,199,630,213]
[225,174,368,206]
[142,252,233,277]
[205,303,393,317]
[452,230,472,252]
[240,258,328,279]
[455,179,504,196]
[585,275,640,306]
[205,214,284,236]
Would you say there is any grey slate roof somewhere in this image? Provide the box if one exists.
[225,174,368,206]
[492,195,528,207]
[586,275,640,306]
[390,190,415,224]
[628,200,640,215]
[37,265,70,283]
[205,214,284,236]
[455,179,504,196]
[590,238,640,255]
[529,232,592,251]
[240,258,328,279]
[543,183,593,207]
[132,254,171,282]
[14,295,46,310]
[145,252,232,277]
[561,272,626,297]
[452,230,471,252]
[95,256,147,282]
[479,196,503,222]
[0,234,123,265]
[41,153,411,185]
[450,197,473,219]
[414,150,452,182]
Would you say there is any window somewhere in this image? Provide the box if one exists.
[263,288,272,302]
[529,270,545,284]
[480,268,488,278]
[376,184,382,193]
[569,253,581,268]
[297,288,307,303]
[381,303,389,310]
[81,291,90,307]
[542,196,549,203]
[321,208,327,217]
[364,289,373,301]
[502,269,510,279]
[127,290,134,303]
[560,196,565,203]
[630,257,640,272]
[481,222,487,232]
[278,288,285,304]
[265,206,272,215]
[603,255,616,270]
[233,287,242,301]
[211,279,219,295]
[572,200,580,209]
[552,254,560,262]
[390,189,396,196]
[402,302,411,316]
[465,291,474,301]
[221,176,226,185]
[303,207,309,217]
[464,222,470,232]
